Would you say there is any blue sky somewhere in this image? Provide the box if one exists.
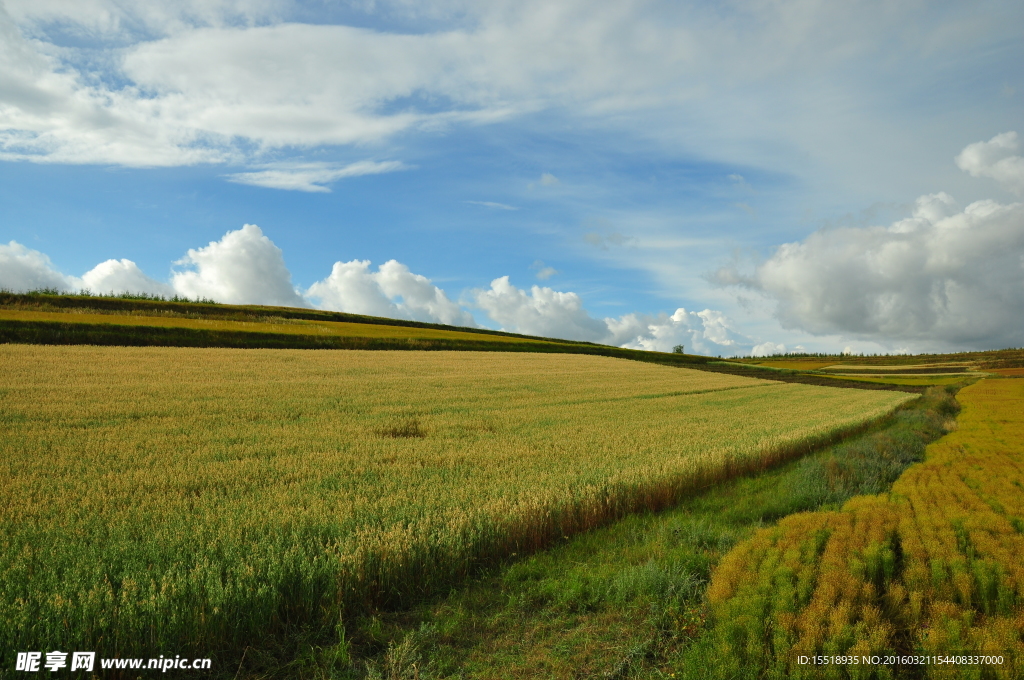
[1,0,1023,355]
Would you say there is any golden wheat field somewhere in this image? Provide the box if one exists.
[0,345,913,657]
[708,378,1024,679]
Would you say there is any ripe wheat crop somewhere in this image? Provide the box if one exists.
[707,379,1024,679]
[0,345,912,659]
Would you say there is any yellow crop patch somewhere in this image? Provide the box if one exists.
[708,379,1024,678]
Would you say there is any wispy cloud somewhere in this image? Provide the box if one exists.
[225,161,408,192]
[466,200,519,210]
[528,173,560,189]
[735,202,757,217]
[530,259,557,280]
[584,232,637,250]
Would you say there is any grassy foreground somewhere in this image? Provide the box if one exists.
[0,346,912,669]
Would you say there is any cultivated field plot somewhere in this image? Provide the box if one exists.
[708,378,1024,679]
[825,374,969,387]
[0,346,913,658]
[751,360,838,370]
[0,307,539,343]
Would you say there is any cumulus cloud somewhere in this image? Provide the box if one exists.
[2,231,755,354]
[955,131,1024,195]
[225,160,407,192]
[470,276,751,354]
[751,341,787,357]
[470,277,607,341]
[1,227,475,325]
[607,308,751,355]
[746,193,1024,349]
[81,259,175,297]
[0,241,79,292]
[705,135,1024,351]
[171,224,307,306]
[0,245,171,297]
[306,259,476,327]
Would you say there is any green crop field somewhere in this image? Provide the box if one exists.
[0,344,914,666]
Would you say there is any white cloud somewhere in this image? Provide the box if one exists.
[535,267,557,280]
[82,259,174,297]
[751,341,786,357]
[470,276,608,341]
[306,259,476,327]
[955,131,1024,195]
[748,193,1024,349]
[225,160,407,192]
[0,241,79,292]
[607,308,750,355]
[0,3,232,167]
[530,259,557,280]
[2,231,754,355]
[0,244,170,297]
[705,135,1024,352]
[5,0,1013,181]
[527,173,561,190]
[171,224,307,306]
[470,276,751,354]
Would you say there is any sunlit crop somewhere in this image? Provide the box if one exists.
[707,379,1024,679]
[0,345,912,658]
